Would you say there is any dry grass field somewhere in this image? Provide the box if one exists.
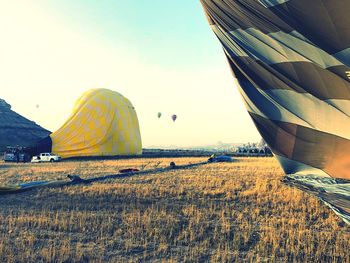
[0,157,349,262]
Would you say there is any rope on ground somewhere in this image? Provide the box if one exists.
[0,161,208,195]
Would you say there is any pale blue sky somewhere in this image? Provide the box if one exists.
[0,0,260,147]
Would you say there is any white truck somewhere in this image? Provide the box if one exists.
[31,153,61,163]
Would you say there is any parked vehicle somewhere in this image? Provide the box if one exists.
[207,155,234,163]
[31,153,61,163]
[3,146,31,162]
[4,151,16,162]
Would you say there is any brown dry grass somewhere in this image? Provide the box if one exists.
[0,157,349,262]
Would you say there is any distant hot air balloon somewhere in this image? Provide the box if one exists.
[171,114,177,122]
[201,0,350,180]
[35,104,39,109]
[157,112,162,118]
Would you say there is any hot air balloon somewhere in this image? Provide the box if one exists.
[200,0,350,180]
[32,89,142,158]
[157,112,162,118]
[171,114,177,122]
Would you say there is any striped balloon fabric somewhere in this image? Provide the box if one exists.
[201,0,350,180]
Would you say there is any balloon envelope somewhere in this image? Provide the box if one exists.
[33,89,142,158]
[157,112,162,118]
[201,0,350,180]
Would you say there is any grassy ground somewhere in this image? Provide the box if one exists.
[0,157,349,262]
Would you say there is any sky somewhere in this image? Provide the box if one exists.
[0,0,260,147]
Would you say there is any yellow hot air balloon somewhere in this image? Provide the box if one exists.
[33,89,142,158]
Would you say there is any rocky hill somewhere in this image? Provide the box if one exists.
[0,99,51,151]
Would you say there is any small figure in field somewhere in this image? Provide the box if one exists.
[15,149,19,163]
[169,161,176,169]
